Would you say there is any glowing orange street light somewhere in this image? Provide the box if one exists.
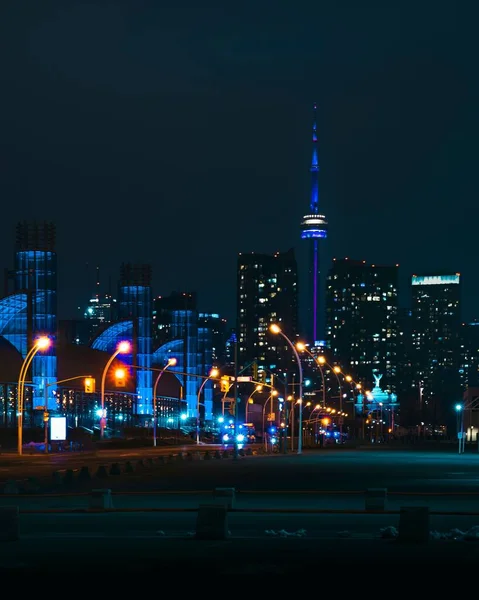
[17,336,51,456]
[100,340,131,439]
[152,356,178,446]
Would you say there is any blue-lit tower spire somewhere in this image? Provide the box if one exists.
[300,103,328,343]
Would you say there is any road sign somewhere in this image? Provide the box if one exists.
[237,376,252,382]
[34,405,45,411]
[267,413,275,421]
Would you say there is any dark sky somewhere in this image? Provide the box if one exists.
[0,1,477,327]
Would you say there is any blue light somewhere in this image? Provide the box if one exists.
[269,426,276,433]
[229,419,233,424]
[305,379,311,387]
[180,413,188,421]
[236,434,245,442]
[455,404,463,412]
[217,416,224,423]
[222,434,229,442]
[271,437,277,444]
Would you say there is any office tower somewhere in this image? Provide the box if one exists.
[198,312,227,366]
[461,320,479,389]
[300,103,328,343]
[237,249,298,373]
[326,258,399,390]
[84,266,117,340]
[14,221,57,408]
[152,292,201,418]
[118,263,152,414]
[411,273,462,425]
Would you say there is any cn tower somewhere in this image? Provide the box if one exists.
[300,103,328,344]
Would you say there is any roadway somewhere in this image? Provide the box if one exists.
[3,448,479,493]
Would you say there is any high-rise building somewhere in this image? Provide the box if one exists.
[326,258,399,391]
[460,320,479,389]
[83,266,117,342]
[152,292,217,420]
[411,273,462,425]
[237,249,298,373]
[14,221,58,408]
[300,103,328,344]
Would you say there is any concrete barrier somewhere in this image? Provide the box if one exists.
[214,487,236,509]
[90,489,114,510]
[0,507,19,541]
[222,450,230,459]
[203,451,212,460]
[21,477,41,493]
[398,506,429,543]
[176,453,184,462]
[95,465,109,479]
[78,466,91,482]
[3,481,19,495]
[109,463,121,476]
[196,504,228,540]
[365,488,387,511]
[214,450,222,460]
[123,461,134,473]
[245,447,253,456]
[194,451,202,461]
[186,452,193,461]
[238,448,245,457]
[63,469,75,486]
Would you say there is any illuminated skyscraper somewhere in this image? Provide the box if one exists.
[14,221,57,408]
[237,249,298,373]
[300,103,328,344]
[326,258,399,391]
[411,273,462,424]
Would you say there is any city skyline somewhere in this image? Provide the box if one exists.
[1,4,476,327]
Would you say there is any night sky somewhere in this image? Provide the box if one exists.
[0,2,477,328]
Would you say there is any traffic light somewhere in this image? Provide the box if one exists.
[258,369,266,383]
[229,401,235,415]
[115,368,126,387]
[220,378,230,393]
[84,377,96,394]
[252,362,258,381]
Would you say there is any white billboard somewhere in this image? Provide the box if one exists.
[50,417,67,441]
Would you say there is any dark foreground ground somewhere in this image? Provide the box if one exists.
[2,448,479,575]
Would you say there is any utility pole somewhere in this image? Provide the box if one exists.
[233,335,239,460]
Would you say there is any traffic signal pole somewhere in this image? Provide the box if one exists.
[233,336,239,460]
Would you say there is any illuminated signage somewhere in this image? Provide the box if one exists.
[411,275,460,286]
[50,417,67,441]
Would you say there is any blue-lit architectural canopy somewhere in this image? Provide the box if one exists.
[0,293,28,357]
[300,214,328,239]
[91,320,134,354]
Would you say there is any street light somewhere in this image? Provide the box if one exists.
[270,324,303,454]
[196,368,219,444]
[152,357,177,447]
[17,336,51,456]
[100,340,131,439]
[246,384,263,423]
[296,342,326,407]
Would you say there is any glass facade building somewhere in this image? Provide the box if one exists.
[237,249,298,374]
[326,258,399,392]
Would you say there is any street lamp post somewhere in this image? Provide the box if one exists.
[17,336,51,456]
[270,324,303,454]
[100,341,131,439]
[262,390,278,451]
[246,385,263,423]
[296,343,326,407]
[196,368,219,445]
[152,357,177,447]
